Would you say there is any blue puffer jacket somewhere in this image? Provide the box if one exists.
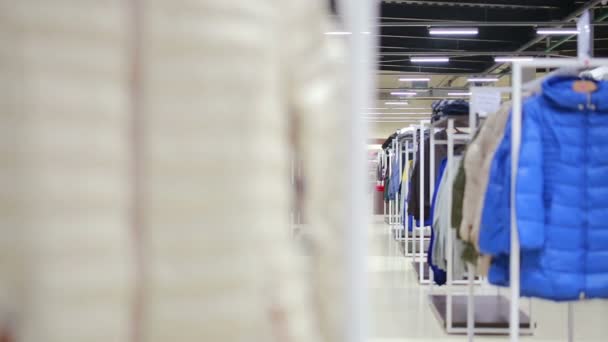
[479,76,608,301]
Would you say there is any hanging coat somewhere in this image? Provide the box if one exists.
[480,76,608,301]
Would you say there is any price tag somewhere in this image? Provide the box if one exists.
[471,88,501,117]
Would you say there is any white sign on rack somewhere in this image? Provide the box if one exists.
[471,87,501,117]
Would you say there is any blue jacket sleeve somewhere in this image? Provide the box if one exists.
[516,102,545,250]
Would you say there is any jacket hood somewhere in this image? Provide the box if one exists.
[542,75,608,111]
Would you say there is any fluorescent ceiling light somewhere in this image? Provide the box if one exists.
[369,107,428,111]
[390,91,417,96]
[467,77,499,82]
[411,57,450,63]
[325,31,352,35]
[385,102,409,105]
[494,56,534,62]
[399,77,431,82]
[537,28,579,35]
[429,28,478,35]
[365,112,431,115]
[367,121,419,123]
[447,92,472,96]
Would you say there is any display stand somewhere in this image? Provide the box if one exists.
[428,118,530,336]
[395,128,415,246]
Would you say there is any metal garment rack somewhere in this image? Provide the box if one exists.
[396,129,416,254]
[381,149,389,222]
[413,116,480,286]
[426,116,517,335]
[508,57,608,342]
[397,129,416,234]
[414,120,433,284]
[385,138,402,228]
[448,86,535,340]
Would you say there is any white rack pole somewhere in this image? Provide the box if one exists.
[467,264,475,341]
[405,139,410,251]
[389,148,393,225]
[395,138,400,227]
[510,61,523,342]
[568,303,574,342]
[401,140,410,246]
[383,149,387,219]
[430,125,436,214]
[446,119,455,331]
[429,122,436,286]
[419,120,426,282]
[409,126,418,257]
[341,0,375,339]
[467,87,478,341]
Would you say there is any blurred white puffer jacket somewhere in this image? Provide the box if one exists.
[0,0,348,341]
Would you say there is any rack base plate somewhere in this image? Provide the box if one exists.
[429,294,531,334]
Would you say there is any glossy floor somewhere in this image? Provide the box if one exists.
[368,216,608,342]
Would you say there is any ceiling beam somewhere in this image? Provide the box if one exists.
[379,64,481,72]
[379,34,514,43]
[545,11,608,53]
[380,51,566,57]
[480,0,605,75]
[382,0,560,10]
[380,21,608,27]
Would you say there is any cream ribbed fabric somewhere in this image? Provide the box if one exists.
[2,1,346,341]
[1,1,135,341]
[141,1,345,341]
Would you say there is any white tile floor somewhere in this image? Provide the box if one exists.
[368,216,608,342]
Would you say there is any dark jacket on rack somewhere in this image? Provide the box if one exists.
[480,76,608,301]
[381,132,398,150]
[407,119,468,221]
[431,99,469,122]
[407,130,447,220]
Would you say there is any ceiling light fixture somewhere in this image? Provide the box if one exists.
[325,31,352,35]
[467,77,499,82]
[494,56,535,62]
[384,102,409,105]
[367,121,418,123]
[429,28,478,35]
[537,28,579,35]
[365,112,432,115]
[411,57,450,63]
[398,77,431,82]
[447,92,472,97]
[369,107,428,111]
[390,91,417,96]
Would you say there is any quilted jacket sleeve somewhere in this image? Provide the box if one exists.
[515,102,545,250]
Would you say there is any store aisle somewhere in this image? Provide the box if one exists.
[368,216,608,342]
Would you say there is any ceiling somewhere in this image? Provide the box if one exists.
[379,0,608,75]
[366,0,608,138]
